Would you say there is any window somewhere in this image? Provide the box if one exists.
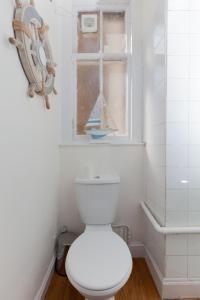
[72,5,132,141]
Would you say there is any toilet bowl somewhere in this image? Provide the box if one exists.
[65,175,132,300]
[66,225,132,300]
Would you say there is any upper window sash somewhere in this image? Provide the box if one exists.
[72,5,131,55]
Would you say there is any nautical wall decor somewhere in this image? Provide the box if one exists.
[9,0,57,110]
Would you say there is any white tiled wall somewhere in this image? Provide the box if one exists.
[166,0,200,227]
[166,234,200,279]
[165,0,200,280]
[143,0,200,282]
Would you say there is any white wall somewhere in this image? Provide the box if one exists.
[59,145,145,243]
[58,0,145,245]
[142,0,167,281]
[143,0,167,227]
[0,1,60,299]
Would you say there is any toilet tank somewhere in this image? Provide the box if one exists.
[75,175,120,225]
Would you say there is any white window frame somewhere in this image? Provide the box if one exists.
[60,0,143,146]
[72,3,133,143]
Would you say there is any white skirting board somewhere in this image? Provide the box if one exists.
[34,255,56,300]
[129,241,145,257]
[145,248,200,299]
[33,241,143,300]
[33,244,200,300]
[162,280,200,299]
[144,248,164,296]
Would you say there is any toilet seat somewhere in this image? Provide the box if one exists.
[66,230,132,292]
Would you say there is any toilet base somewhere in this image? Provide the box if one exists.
[85,298,114,300]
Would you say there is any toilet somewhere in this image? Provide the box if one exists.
[65,175,132,300]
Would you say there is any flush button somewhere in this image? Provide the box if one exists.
[94,176,100,179]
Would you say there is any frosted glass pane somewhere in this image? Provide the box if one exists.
[77,61,100,135]
[103,61,127,135]
[77,12,100,53]
[103,12,126,53]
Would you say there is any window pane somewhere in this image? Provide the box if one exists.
[103,12,126,53]
[77,12,100,53]
[77,61,100,135]
[103,60,127,135]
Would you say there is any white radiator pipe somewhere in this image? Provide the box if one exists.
[141,201,200,234]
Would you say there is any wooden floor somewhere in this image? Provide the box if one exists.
[45,258,161,300]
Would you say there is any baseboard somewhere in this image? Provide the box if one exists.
[129,241,145,258]
[144,247,164,297]
[144,247,200,299]
[162,279,200,299]
[34,255,56,300]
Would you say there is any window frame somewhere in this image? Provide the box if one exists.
[71,3,133,144]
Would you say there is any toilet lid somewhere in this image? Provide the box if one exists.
[66,231,132,291]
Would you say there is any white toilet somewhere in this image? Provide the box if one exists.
[65,175,132,300]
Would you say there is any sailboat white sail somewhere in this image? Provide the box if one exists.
[85,93,118,139]
[85,58,118,139]
[85,96,101,128]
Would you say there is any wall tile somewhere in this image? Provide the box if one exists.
[166,211,188,226]
[166,145,188,167]
[167,167,188,189]
[188,235,200,255]
[188,212,200,226]
[168,0,189,11]
[166,235,188,255]
[189,189,200,210]
[188,256,200,278]
[168,12,189,34]
[189,146,200,167]
[168,78,189,101]
[190,102,200,123]
[190,79,200,100]
[189,168,200,188]
[167,102,188,123]
[190,56,200,78]
[190,35,200,55]
[189,0,200,10]
[167,123,189,145]
[168,35,189,55]
[166,256,188,278]
[189,123,200,144]
[189,11,200,34]
[168,56,189,78]
[166,189,188,211]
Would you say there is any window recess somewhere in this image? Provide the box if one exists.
[73,6,131,141]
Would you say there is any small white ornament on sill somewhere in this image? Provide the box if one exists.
[81,14,98,33]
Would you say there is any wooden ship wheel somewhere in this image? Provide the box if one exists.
[9,0,57,110]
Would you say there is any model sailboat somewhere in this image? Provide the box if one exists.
[85,60,118,140]
[85,93,118,139]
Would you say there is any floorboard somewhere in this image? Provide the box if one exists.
[45,258,161,300]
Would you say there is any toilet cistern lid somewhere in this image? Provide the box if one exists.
[66,231,132,291]
[75,175,120,185]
